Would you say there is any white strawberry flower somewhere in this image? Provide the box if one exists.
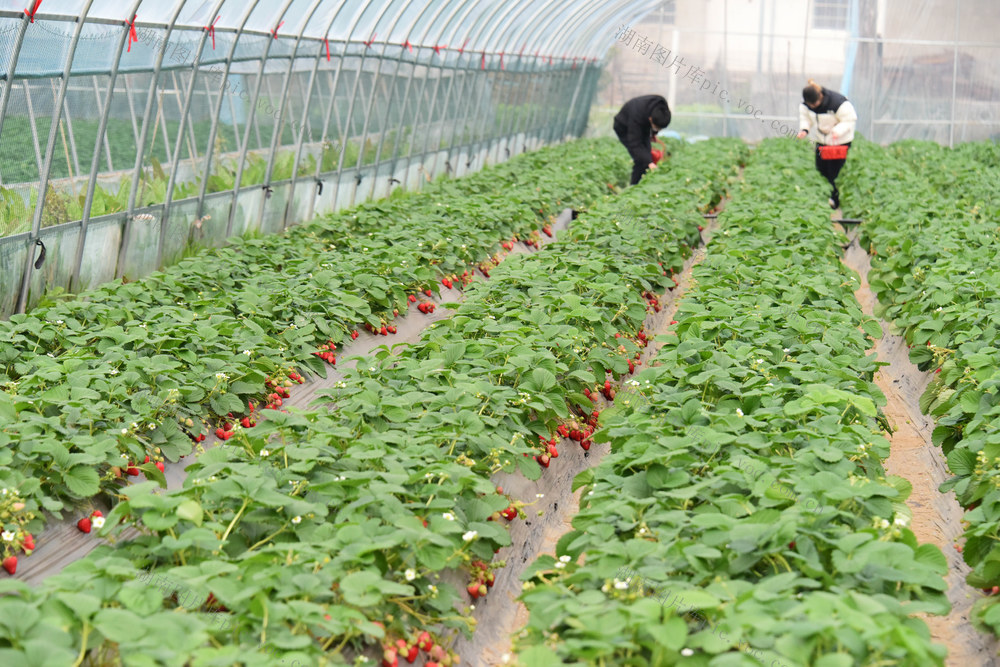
[215,372,228,381]
[559,555,571,563]
[894,515,909,527]
[404,568,416,581]
[148,423,156,430]
[109,368,119,375]
[555,561,566,569]
[428,584,438,596]
[291,516,302,524]
[92,516,105,529]
[681,648,694,657]
[462,530,477,541]
[535,493,544,499]
[121,428,128,434]
[614,579,628,590]
[260,450,270,458]
[1,531,14,542]
[442,512,455,521]
[242,350,252,356]
[736,408,744,417]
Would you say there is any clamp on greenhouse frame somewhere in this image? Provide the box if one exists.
[126,14,138,52]
[24,0,41,22]
[316,180,324,196]
[205,15,220,49]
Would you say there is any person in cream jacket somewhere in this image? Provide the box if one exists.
[796,79,858,209]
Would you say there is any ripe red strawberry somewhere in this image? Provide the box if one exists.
[393,309,399,317]
[604,380,611,391]
[580,439,591,451]
[467,583,481,599]
[442,278,453,289]
[670,320,678,325]
[548,444,559,458]
[408,294,417,303]
[22,533,34,551]
[241,417,252,428]
[126,464,140,476]
[628,360,635,374]
[788,541,796,550]
[351,330,359,340]
[155,461,165,473]
[557,424,569,438]
[935,368,941,374]
[424,289,433,297]
[198,433,206,442]
[542,224,553,238]
[698,225,704,231]
[382,648,399,667]
[77,517,92,533]
[380,326,388,336]
[417,631,433,652]
[536,453,550,468]
[405,644,418,663]
[387,325,397,334]
[2,556,17,575]
[501,506,517,521]
[426,664,441,667]
[583,387,591,397]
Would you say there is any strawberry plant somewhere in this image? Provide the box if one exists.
[515,138,948,666]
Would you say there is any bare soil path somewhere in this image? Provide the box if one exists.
[837,218,1000,667]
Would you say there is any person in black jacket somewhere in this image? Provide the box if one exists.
[613,95,671,185]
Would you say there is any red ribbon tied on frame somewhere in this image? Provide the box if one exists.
[24,0,41,23]
[324,37,330,61]
[363,32,376,48]
[126,14,138,52]
[271,20,284,39]
[432,44,444,55]
[205,15,220,49]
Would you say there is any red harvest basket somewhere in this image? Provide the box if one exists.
[818,144,848,160]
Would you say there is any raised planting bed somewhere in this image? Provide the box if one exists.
[0,138,745,665]
[513,138,949,666]
[841,137,1000,637]
[0,139,630,571]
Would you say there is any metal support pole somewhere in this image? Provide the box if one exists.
[193,2,261,225]
[224,0,298,239]
[23,82,44,179]
[92,75,115,172]
[255,0,326,231]
[16,0,95,314]
[71,0,145,291]
[948,0,960,147]
[118,2,188,279]
[156,0,228,268]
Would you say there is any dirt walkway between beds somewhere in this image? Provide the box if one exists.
[468,213,721,667]
[837,219,1000,667]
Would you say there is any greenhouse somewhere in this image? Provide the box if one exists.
[0,0,998,665]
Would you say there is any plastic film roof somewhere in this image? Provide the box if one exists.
[0,0,664,73]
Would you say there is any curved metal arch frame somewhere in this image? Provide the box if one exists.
[405,0,483,183]
[436,0,513,179]
[249,0,328,233]
[193,0,263,224]
[16,0,96,314]
[326,1,404,211]
[70,0,146,290]
[361,0,456,202]
[281,1,356,229]
[368,0,464,200]
[223,0,298,239]
[345,0,423,207]
[156,0,230,267]
[302,0,377,222]
[116,0,191,280]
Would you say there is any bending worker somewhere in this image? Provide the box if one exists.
[796,79,858,209]
[613,94,671,186]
